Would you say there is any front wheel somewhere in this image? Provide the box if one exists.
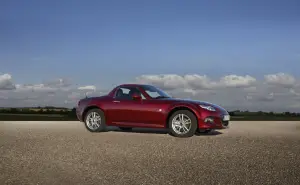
[168,110,198,138]
[84,108,106,132]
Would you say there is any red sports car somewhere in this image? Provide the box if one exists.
[76,84,230,137]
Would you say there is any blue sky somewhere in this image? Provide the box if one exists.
[1,0,300,87]
[1,0,300,110]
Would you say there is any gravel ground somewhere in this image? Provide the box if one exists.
[0,121,299,185]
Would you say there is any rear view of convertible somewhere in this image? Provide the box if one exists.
[76,84,230,137]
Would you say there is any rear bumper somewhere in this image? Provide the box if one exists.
[198,114,230,130]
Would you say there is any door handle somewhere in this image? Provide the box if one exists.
[113,100,120,103]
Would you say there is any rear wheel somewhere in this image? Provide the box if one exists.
[84,108,106,132]
[168,110,198,138]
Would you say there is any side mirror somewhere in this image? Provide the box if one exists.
[132,93,142,101]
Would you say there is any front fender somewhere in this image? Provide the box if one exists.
[167,103,202,120]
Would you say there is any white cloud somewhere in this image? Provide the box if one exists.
[184,74,218,89]
[78,85,96,91]
[135,72,300,112]
[15,84,56,93]
[290,89,300,97]
[44,78,72,88]
[264,72,296,88]
[0,73,99,108]
[183,89,198,95]
[0,74,16,90]
[136,74,186,90]
[220,75,256,88]
[254,92,275,102]
[243,86,257,92]
[137,74,257,90]
[1,72,300,112]
[67,92,82,100]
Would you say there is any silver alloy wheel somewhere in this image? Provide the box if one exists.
[86,111,101,130]
[171,113,192,135]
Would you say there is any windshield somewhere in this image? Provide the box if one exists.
[141,85,171,99]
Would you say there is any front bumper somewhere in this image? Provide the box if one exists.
[198,114,230,130]
[76,107,83,122]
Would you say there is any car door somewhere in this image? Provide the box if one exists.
[108,86,145,125]
[136,99,168,127]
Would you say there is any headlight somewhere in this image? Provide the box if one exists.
[199,105,216,111]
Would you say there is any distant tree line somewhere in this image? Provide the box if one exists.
[1,107,300,121]
[0,107,299,117]
[228,110,300,117]
[0,107,77,117]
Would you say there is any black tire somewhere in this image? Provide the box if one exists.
[118,127,132,131]
[168,110,198,138]
[84,108,106,132]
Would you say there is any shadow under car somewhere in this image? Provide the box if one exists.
[105,126,223,136]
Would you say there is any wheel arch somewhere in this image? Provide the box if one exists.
[166,105,199,128]
[82,105,105,121]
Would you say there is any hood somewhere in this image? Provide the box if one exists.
[164,97,228,114]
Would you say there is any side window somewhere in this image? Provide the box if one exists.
[145,90,160,98]
[115,87,131,100]
[141,94,146,99]
[115,87,146,100]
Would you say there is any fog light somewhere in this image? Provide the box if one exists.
[204,117,214,123]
